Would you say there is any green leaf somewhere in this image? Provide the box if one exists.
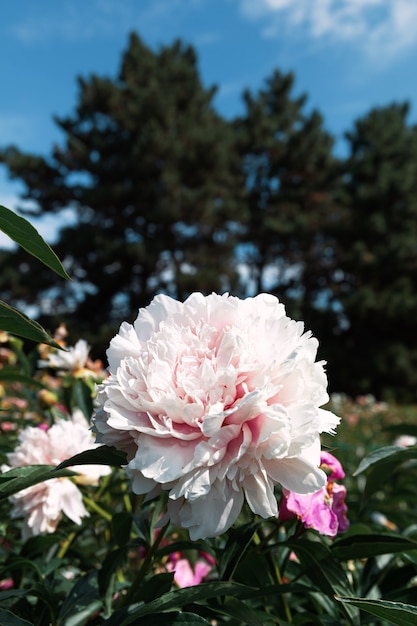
[354,445,408,475]
[336,596,417,625]
[353,445,417,499]
[332,533,417,560]
[55,445,127,470]
[218,520,261,580]
[286,538,358,622]
[135,613,211,625]
[57,571,102,626]
[98,546,129,600]
[0,608,34,625]
[104,582,260,626]
[139,573,175,603]
[0,300,63,348]
[0,205,70,280]
[0,465,75,500]
[212,596,266,626]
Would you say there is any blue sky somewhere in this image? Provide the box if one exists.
[2,0,417,245]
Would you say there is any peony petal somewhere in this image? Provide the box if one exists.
[170,480,245,540]
[136,435,197,483]
[264,456,327,494]
[243,472,278,517]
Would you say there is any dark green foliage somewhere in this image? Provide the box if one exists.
[234,70,339,324]
[331,103,417,399]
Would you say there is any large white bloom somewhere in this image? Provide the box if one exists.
[5,410,111,538]
[93,293,339,540]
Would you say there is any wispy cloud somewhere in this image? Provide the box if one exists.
[239,0,417,64]
[10,1,133,43]
[9,0,208,45]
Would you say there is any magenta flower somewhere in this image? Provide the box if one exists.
[279,452,348,537]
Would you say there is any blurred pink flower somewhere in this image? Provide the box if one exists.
[0,577,13,590]
[166,551,214,587]
[93,293,339,540]
[279,452,349,537]
[3,410,111,538]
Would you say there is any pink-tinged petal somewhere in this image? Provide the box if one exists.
[264,456,327,494]
[57,480,89,525]
[243,471,278,517]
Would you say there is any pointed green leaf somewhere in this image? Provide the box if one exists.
[353,445,407,475]
[55,445,127,470]
[0,205,70,280]
[104,582,260,625]
[336,596,417,626]
[353,445,417,499]
[0,608,34,625]
[0,300,63,348]
[0,465,75,500]
[286,538,358,621]
[332,533,417,560]
[57,571,101,626]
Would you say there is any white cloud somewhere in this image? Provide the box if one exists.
[239,0,417,63]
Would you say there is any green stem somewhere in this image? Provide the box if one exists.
[83,495,112,522]
[57,531,77,559]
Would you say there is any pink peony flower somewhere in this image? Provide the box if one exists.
[3,410,111,538]
[165,551,214,587]
[279,452,349,537]
[93,293,339,540]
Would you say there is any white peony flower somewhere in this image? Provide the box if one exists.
[4,410,111,538]
[93,293,340,540]
[38,339,89,373]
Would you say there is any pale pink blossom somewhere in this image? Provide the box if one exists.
[279,452,349,537]
[394,435,417,447]
[93,293,339,540]
[3,410,111,538]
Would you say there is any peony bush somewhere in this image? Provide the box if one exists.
[1,205,417,625]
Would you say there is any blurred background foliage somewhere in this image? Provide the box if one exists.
[1,32,417,401]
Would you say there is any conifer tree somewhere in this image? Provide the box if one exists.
[333,103,417,399]
[0,33,243,352]
[233,70,340,339]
